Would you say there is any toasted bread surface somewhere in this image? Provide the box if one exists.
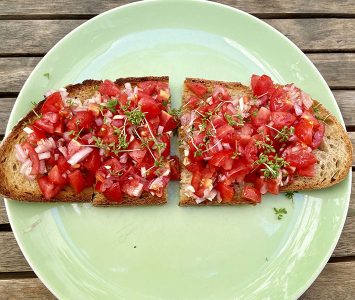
[0,76,170,205]
[179,78,353,206]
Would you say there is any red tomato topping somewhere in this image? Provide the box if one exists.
[181,75,323,204]
[140,96,160,118]
[186,82,207,97]
[38,176,61,199]
[41,92,63,114]
[22,142,40,175]
[99,80,120,97]
[68,170,85,194]
[242,186,261,203]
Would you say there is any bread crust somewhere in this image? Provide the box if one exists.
[179,78,353,206]
[0,76,170,205]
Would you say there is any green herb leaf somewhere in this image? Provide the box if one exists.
[43,72,50,79]
[275,126,295,142]
[125,108,145,126]
[274,207,287,220]
[105,99,118,113]
[285,191,298,201]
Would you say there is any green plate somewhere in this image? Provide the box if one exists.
[5,0,351,299]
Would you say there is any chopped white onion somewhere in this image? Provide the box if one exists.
[20,159,32,175]
[23,127,33,134]
[39,160,47,174]
[119,153,128,164]
[195,198,206,204]
[15,144,27,162]
[99,148,105,156]
[131,183,144,197]
[95,118,103,126]
[141,167,147,178]
[149,177,164,190]
[54,153,59,161]
[58,146,68,158]
[157,125,164,135]
[38,151,51,160]
[113,114,125,120]
[222,143,232,150]
[67,147,93,165]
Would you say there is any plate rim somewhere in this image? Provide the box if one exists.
[4,0,351,298]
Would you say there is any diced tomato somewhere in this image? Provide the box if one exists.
[57,155,70,173]
[266,179,279,194]
[244,138,258,163]
[66,111,94,131]
[127,140,147,163]
[140,95,160,118]
[48,165,67,185]
[251,74,274,97]
[137,81,157,96]
[216,124,235,142]
[160,133,171,157]
[185,161,203,173]
[251,107,271,127]
[83,149,101,172]
[54,121,64,134]
[209,150,234,170]
[295,119,313,146]
[68,170,85,194]
[41,92,63,114]
[271,112,296,129]
[34,117,55,134]
[242,185,261,203]
[191,170,202,192]
[147,115,160,133]
[216,182,234,202]
[186,82,208,97]
[27,125,46,145]
[160,110,178,132]
[286,150,317,168]
[211,115,226,128]
[22,142,40,175]
[301,111,320,128]
[297,163,316,177]
[103,182,122,202]
[311,122,325,149]
[37,176,61,199]
[67,139,82,157]
[169,155,180,180]
[186,95,200,109]
[270,88,293,112]
[99,80,120,97]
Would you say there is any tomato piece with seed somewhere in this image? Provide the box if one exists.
[140,96,160,118]
[251,74,274,97]
[271,112,296,129]
[38,176,62,199]
[103,182,122,202]
[270,88,293,112]
[295,119,313,146]
[68,170,85,194]
[48,165,67,185]
[41,92,63,114]
[99,80,120,97]
[242,186,261,203]
[22,142,40,175]
[216,182,234,202]
[128,140,147,163]
[67,111,94,131]
[286,150,317,169]
[186,82,207,97]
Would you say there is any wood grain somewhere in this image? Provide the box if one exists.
[0,278,56,300]
[1,19,355,54]
[0,0,354,16]
[0,199,7,224]
[300,261,355,299]
[0,259,354,300]
[0,233,31,272]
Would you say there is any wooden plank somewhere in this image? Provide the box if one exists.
[0,199,7,224]
[0,54,355,94]
[265,19,355,51]
[0,20,84,55]
[0,232,31,272]
[0,0,354,16]
[333,216,355,257]
[0,262,354,300]
[307,53,355,89]
[0,98,15,134]
[1,19,355,54]
[0,278,55,300]
[300,261,355,299]
[333,90,355,127]
[0,57,41,94]
[350,132,355,166]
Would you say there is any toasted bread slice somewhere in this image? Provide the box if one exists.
[92,76,170,206]
[0,76,170,205]
[179,78,353,206]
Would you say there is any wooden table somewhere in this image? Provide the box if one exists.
[0,1,354,298]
